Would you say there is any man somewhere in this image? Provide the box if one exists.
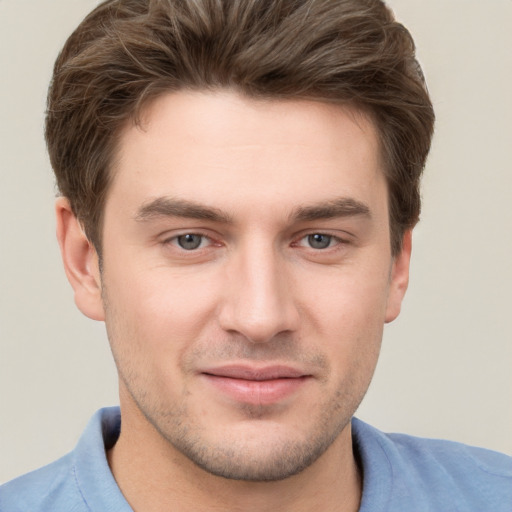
[1,0,511,510]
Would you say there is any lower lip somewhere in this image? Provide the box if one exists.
[202,374,309,405]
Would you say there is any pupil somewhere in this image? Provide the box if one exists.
[309,234,331,249]
[178,234,202,250]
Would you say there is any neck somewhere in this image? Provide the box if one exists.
[108,401,362,512]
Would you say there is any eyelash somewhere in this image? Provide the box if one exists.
[164,232,216,251]
[163,232,347,252]
[294,233,346,250]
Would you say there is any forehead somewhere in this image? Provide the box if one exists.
[109,91,386,222]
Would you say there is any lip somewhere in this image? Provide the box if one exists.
[200,364,311,405]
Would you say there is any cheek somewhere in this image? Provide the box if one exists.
[300,263,391,331]
[297,262,389,373]
[103,266,222,368]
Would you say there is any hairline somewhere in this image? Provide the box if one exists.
[84,86,401,257]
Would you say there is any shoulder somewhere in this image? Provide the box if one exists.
[387,429,512,478]
[0,407,126,512]
[0,454,87,512]
[352,418,512,512]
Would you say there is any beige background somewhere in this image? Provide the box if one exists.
[1,0,511,484]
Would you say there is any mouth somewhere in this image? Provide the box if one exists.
[199,364,311,405]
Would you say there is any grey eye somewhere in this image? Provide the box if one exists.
[307,234,332,249]
[177,234,203,250]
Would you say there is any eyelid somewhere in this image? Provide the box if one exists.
[297,234,342,249]
[161,230,220,250]
[292,230,352,247]
[158,228,352,252]
[173,234,209,250]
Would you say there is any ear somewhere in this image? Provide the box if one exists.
[385,230,412,323]
[55,197,105,321]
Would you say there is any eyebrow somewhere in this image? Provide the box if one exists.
[134,196,371,224]
[134,197,233,224]
[291,197,371,222]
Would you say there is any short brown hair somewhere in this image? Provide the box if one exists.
[46,0,434,255]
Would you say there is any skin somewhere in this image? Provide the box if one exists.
[56,91,411,512]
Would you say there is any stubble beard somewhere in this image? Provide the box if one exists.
[104,288,378,483]
[119,367,367,482]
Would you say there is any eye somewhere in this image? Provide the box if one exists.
[175,233,206,250]
[305,233,335,249]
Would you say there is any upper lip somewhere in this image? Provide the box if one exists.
[201,364,308,381]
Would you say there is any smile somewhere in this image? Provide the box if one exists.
[200,365,311,405]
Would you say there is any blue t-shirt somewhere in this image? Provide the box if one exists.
[1,407,511,511]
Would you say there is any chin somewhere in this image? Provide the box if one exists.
[176,433,338,482]
[152,413,349,482]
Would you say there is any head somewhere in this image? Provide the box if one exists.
[50,0,434,485]
[47,0,434,257]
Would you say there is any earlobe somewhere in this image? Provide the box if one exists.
[385,230,412,323]
[55,197,105,321]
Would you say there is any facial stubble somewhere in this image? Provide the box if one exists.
[104,299,378,483]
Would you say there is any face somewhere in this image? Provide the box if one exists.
[67,91,410,481]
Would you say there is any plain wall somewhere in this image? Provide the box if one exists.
[1,0,511,484]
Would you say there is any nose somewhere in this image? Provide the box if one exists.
[218,242,300,343]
